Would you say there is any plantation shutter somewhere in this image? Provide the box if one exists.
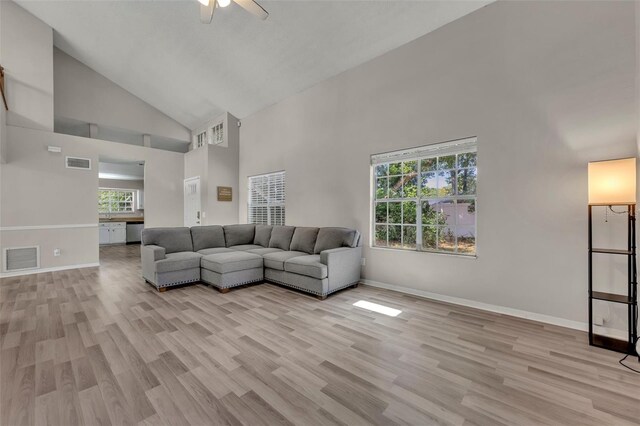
[248,171,285,226]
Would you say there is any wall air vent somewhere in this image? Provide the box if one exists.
[4,246,40,272]
[66,156,92,170]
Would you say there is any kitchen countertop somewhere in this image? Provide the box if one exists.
[99,217,145,224]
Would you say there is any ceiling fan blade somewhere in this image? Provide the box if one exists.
[200,0,216,24]
[234,0,268,20]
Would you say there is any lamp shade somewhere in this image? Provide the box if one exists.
[588,158,636,205]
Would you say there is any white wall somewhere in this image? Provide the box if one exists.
[184,112,240,226]
[0,126,184,273]
[206,115,239,225]
[239,1,637,326]
[0,0,54,131]
[54,48,190,143]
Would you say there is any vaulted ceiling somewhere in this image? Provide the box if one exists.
[17,0,491,130]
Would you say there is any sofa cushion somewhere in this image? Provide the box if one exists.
[198,247,234,256]
[142,227,193,254]
[290,227,319,254]
[269,226,296,250]
[224,224,255,247]
[201,251,263,274]
[247,247,283,256]
[254,225,273,247]
[284,255,327,279]
[229,244,264,251]
[155,252,202,273]
[191,225,225,252]
[313,227,359,254]
[262,251,308,271]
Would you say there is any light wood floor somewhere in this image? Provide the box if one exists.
[1,244,639,426]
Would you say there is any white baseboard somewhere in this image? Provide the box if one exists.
[361,279,589,332]
[0,262,100,278]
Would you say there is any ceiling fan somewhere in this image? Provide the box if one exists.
[198,0,268,24]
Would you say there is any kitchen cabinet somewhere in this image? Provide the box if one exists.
[99,222,127,245]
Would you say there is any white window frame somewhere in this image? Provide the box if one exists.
[371,137,477,257]
[98,188,136,214]
[248,171,286,226]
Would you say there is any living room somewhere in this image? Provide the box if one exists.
[1,1,639,425]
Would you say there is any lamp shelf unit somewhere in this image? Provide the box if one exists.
[587,203,637,356]
[591,248,633,255]
[591,291,633,305]
[591,334,633,354]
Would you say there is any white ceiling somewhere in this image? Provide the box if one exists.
[17,0,491,130]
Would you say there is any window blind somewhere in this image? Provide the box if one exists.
[248,171,285,226]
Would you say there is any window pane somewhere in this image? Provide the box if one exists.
[437,170,456,196]
[388,202,402,224]
[438,155,456,170]
[389,176,402,198]
[402,201,416,224]
[456,168,476,195]
[375,164,388,177]
[376,177,388,199]
[438,226,456,252]
[388,225,401,248]
[421,157,437,172]
[389,162,402,175]
[458,152,477,168]
[456,200,476,226]
[423,226,437,250]
[375,203,387,223]
[422,199,451,226]
[402,175,418,198]
[375,225,388,247]
[403,226,416,249]
[457,226,476,254]
[420,172,437,197]
[402,160,417,174]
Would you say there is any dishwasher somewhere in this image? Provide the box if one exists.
[126,223,144,244]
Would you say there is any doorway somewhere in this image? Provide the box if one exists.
[184,176,201,227]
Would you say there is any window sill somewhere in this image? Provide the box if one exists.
[368,245,477,259]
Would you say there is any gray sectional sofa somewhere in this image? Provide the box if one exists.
[141,224,361,299]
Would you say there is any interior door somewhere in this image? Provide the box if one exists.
[184,177,201,227]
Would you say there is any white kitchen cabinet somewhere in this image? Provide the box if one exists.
[99,224,110,245]
[99,222,127,245]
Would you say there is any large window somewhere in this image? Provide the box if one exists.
[98,189,135,213]
[248,171,286,226]
[372,138,477,255]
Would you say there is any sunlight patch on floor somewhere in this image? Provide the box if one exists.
[353,300,402,317]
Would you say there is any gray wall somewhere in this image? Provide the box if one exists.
[1,126,184,272]
[0,0,54,131]
[54,48,190,142]
[239,1,637,326]
[184,113,240,225]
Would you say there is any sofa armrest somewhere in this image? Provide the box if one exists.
[143,245,166,261]
[320,246,362,291]
[141,245,166,283]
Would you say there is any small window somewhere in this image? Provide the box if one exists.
[195,131,207,149]
[372,137,477,256]
[99,189,135,213]
[210,122,224,145]
[248,171,285,226]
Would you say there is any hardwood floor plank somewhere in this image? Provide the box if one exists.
[1,244,638,426]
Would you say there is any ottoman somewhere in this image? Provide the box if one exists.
[200,251,264,293]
